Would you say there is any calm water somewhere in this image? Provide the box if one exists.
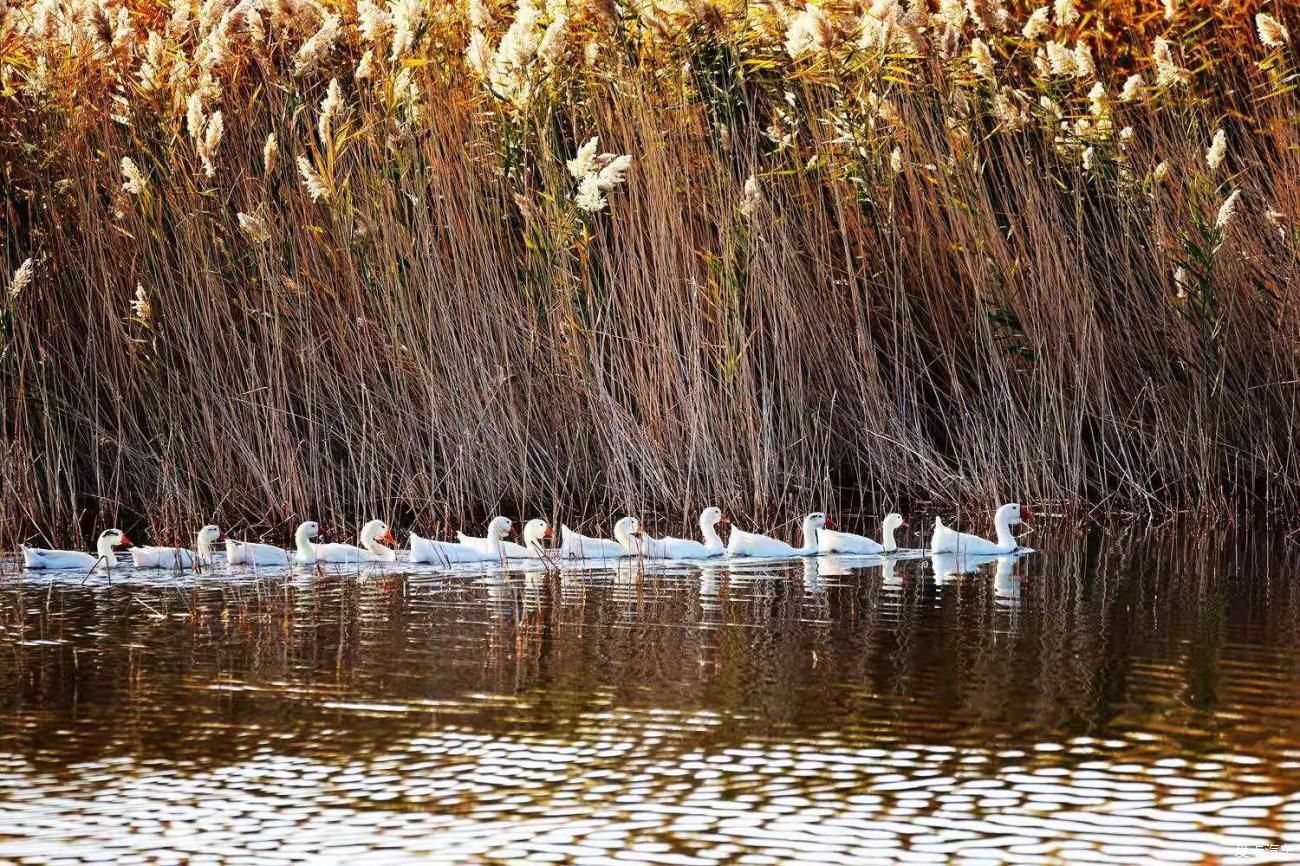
[2,523,1299,864]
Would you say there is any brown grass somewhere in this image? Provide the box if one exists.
[2,1,1299,545]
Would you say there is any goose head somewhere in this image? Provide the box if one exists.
[996,503,1029,526]
[699,506,726,530]
[95,528,132,558]
[360,519,396,549]
[197,524,224,544]
[295,521,321,543]
[613,516,641,547]
[100,528,132,548]
[802,512,832,542]
[881,512,907,550]
[522,519,552,548]
[486,515,514,540]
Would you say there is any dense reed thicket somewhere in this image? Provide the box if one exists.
[2,0,1299,544]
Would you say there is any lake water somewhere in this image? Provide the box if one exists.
[2,523,1299,863]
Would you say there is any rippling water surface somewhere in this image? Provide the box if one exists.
[3,523,1300,863]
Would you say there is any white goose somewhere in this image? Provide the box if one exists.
[641,507,728,559]
[227,533,290,566]
[818,512,908,556]
[457,518,553,559]
[313,519,397,564]
[558,516,641,560]
[131,525,224,569]
[411,515,513,564]
[22,529,132,570]
[291,521,322,564]
[930,503,1031,555]
[727,512,830,558]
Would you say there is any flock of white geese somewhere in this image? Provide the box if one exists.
[17,504,1032,572]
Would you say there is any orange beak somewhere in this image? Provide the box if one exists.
[381,529,397,545]
[1020,507,1033,522]
[900,520,910,530]
[824,517,837,529]
[719,513,731,525]
[217,533,227,542]
[543,527,555,539]
[120,534,134,547]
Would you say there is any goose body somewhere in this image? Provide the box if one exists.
[818,513,907,556]
[727,513,830,558]
[131,525,223,569]
[411,515,513,564]
[226,537,290,566]
[929,504,1030,556]
[313,519,397,564]
[22,529,131,570]
[641,507,727,559]
[457,518,553,559]
[559,516,640,560]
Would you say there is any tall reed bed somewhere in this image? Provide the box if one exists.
[2,0,1299,544]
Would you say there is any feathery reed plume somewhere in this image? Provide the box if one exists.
[1257,13,1290,48]
[1054,0,1078,27]
[1206,128,1227,173]
[1120,74,1145,102]
[740,174,763,218]
[237,210,272,245]
[7,257,34,299]
[1216,189,1242,231]
[120,157,147,195]
[297,156,331,203]
[1022,6,1050,40]
[130,284,152,321]
[1153,37,1190,88]
[970,38,995,80]
[263,133,278,175]
[785,4,830,59]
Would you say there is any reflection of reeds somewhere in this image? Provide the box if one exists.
[2,2,1299,541]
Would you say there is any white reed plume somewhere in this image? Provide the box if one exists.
[1022,6,1050,40]
[357,0,391,43]
[860,0,910,53]
[319,78,344,144]
[567,136,599,179]
[1045,40,1075,77]
[574,174,606,212]
[263,133,279,175]
[139,31,166,92]
[889,146,903,172]
[1053,0,1077,27]
[187,90,206,142]
[1081,146,1095,172]
[538,13,567,66]
[294,13,341,76]
[467,30,491,78]
[1215,189,1241,231]
[7,257,34,299]
[1153,161,1169,183]
[297,156,331,203]
[1072,41,1094,79]
[469,0,494,29]
[964,0,1007,33]
[1257,13,1290,48]
[1153,38,1189,88]
[1206,128,1226,173]
[937,0,966,28]
[120,157,148,196]
[1163,0,1177,21]
[131,284,152,321]
[1120,74,1145,102]
[970,38,995,80]
[202,111,224,173]
[785,4,830,60]
[237,210,272,245]
[740,174,763,218]
[1172,266,1189,299]
[1087,81,1106,116]
[356,50,375,79]
[390,0,425,61]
